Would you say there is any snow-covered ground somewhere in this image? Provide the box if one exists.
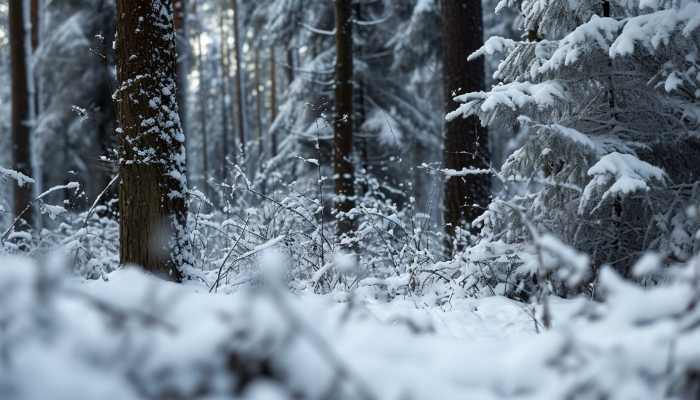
[2,254,699,399]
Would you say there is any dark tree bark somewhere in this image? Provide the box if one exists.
[254,48,263,157]
[285,47,295,86]
[270,47,277,124]
[231,0,246,159]
[333,0,356,241]
[441,0,490,253]
[10,0,33,226]
[115,0,190,281]
[269,47,278,157]
[353,1,368,196]
[30,0,39,115]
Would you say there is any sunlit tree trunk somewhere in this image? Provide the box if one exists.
[441,0,490,254]
[115,0,190,280]
[10,0,33,227]
[333,0,355,242]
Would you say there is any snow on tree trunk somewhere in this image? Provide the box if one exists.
[333,0,356,244]
[115,0,191,281]
[10,0,33,228]
[441,0,490,253]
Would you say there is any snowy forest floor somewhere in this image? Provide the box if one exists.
[6,251,695,400]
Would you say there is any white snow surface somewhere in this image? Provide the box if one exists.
[2,254,699,399]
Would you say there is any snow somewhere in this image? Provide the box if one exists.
[538,16,620,74]
[469,36,517,61]
[536,234,590,286]
[587,152,665,196]
[363,109,403,147]
[446,81,565,121]
[609,3,700,57]
[3,254,700,399]
[579,152,666,213]
[0,166,35,187]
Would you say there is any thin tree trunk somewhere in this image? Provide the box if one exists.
[30,0,39,115]
[222,9,237,166]
[333,0,355,242]
[270,46,278,156]
[174,0,190,182]
[270,47,277,123]
[10,0,33,227]
[254,48,263,157]
[115,0,190,280]
[195,4,209,197]
[285,46,295,86]
[441,0,490,254]
[231,0,246,159]
[219,10,231,178]
[30,0,41,226]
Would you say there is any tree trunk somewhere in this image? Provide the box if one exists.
[195,4,209,197]
[441,0,490,254]
[30,0,39,115]
[285,46,295,86]
[219,9,231,178]
[254,48,263,157]
[30,0,41,225]
[333,0,355,242]
[270,47,277,123]
[174,0,190,181]
[270,46,278,156]
[353,1,368,196]
[10,0,33,227]
[231,0,246,159]
[115,0,190,281]
[222,9,237,166]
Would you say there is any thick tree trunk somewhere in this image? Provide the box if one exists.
[115,0,190,281]
[231,0,246,159]
[441,0,490,254]
[333,0,356,241]
[10,0,33,226]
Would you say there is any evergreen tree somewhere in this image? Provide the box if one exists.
[452,0,700,295]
